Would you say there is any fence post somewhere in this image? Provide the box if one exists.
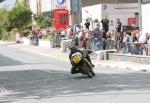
[148,39,150,56]
[92,38,96,56]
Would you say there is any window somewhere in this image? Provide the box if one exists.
[59,14,67,17]
[60,21,67,24]
[60,18,67,21]
[142,0,150,4]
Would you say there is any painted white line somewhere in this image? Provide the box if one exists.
[36,68,53,74]
[0,77,8,80]
[0,87,7,96]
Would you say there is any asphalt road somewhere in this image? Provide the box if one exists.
[0,44,150,103]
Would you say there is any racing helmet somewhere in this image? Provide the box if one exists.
[69,45,77,51]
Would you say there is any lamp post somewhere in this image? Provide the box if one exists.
[70,0,82,25]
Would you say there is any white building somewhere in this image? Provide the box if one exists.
[29,0,53,15]
[82,3,139,31]
[28,0,150,34]
[142,1,150,34]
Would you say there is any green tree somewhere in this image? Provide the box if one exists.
[0,8,8,27]
[0,8,8,40]
[8,3,32,42]
[35,16,53,28]
[35,10,54,28]
[16,0,29,6]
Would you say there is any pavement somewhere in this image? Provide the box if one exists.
[1,41,150,72]
[0,41,150,103]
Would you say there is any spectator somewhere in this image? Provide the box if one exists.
[110,31,116,49]
[119,31,124,50]
[84,30,90,50]
[42,28,46,36]
[115,32,122,51]
[38,28,43,38]
[66,26,73,39]
[106,32,111,49]
[131,32,138,42]
[93,19,100,30]
[122,32,131,53]
[115,18,122,33]
[101,29,107,50]
[78,30,85,48]
[101,16,109,33]
[138,34,148,55]
[61,29,66,38]
[131,33,140,55]
[88,31,95,51]
[84,19,90,30]
[147,34,150,56]
[129,32,137,54]
[31,30,39,45]
[75,24,81,33]
[94,28,102,50]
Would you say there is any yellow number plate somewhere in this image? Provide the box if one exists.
[72,55,81,64]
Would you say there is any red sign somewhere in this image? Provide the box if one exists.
[128,18,136,26]
[54,9,69,30]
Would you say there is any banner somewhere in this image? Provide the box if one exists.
[128,18,136,26]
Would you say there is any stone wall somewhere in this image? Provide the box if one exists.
[108,53,150,64]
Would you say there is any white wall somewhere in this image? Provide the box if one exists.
[41,0,52,12]
[102,3,139,31]
[29,0,37,14]
[81,3,139,31]
[29,0,52,14]
[82,4,102,21]
[142,3,150,34]
[82,4,102,30]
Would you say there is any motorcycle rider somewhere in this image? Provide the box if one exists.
[69,46,95,74]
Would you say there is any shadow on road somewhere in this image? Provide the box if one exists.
[0,69,150,102]
[0,54,23,66]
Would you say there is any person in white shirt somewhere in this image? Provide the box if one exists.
[138,34,148,55]
[122,32,131,53]
[75,24,81,33]
[66,26,73,39]
[93,19,100,30]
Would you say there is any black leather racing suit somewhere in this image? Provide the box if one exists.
[69,49,94,74]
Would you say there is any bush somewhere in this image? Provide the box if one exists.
[2,31,15,41]
[42,34,50,40]
[35,16,53,28]
[42,32,54,41]
[8,4,32,37]
[23,29,31,37]
[0,29,3,40]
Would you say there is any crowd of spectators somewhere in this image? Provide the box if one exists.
[29,17,150,56]
[57,17,150,56]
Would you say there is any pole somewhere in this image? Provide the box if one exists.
[138,0,142,33]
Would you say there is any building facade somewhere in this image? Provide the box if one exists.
[28,0,150,33]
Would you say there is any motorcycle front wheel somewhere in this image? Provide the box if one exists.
[83,59,95,77]
[81,65,93,78]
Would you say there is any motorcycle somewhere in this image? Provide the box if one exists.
[71,51,95,78]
